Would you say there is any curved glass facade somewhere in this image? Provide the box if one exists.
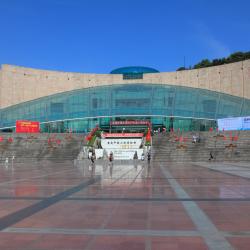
[110,66,159,74]
[1,84,250,132]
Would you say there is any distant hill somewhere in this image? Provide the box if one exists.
[177,51,250,71]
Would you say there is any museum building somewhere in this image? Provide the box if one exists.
[0,60,250,132]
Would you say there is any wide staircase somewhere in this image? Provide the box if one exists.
[153,131,250,162]
[0,133,87,163]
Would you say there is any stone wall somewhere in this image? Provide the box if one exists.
[0,60,250,108]
[0,133,85,162]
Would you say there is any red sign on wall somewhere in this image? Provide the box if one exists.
[102,133,144,138]
[16,120,40,133]
[110,121,151,126]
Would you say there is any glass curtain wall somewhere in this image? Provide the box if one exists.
[0,84,249,132]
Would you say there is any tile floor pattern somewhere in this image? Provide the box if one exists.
[0,159,250,249]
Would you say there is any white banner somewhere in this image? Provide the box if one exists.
[101,136,145,160]
[217,116,250,131]
[104,149,144,160]
[242,117,250,130]
[218,117,242,131]
[101,138,142,149]
[102,133,143,138]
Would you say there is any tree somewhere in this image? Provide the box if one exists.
[176,67,186,71]
[194,59,211,69]
[245,52,250,59]
[176,51,250,71]
[228,52,245,63]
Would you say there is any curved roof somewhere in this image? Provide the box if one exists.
[110,66,159,74]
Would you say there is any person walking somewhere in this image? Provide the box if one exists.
[5,157,9,169]
[147,152,151,163]
[133,151,138,160]
[208,151,214,161]
[133,151,138,170]
[90,152,96,165]
[109,152,114,166]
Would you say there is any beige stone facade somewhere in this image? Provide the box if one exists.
[0,60,250,109]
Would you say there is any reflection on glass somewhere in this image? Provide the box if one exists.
[1,84,249,132]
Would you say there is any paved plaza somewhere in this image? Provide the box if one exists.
[0,159,250,250]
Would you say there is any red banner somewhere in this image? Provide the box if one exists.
[102,133,144,138]
[110,121,151,126]
[16,120,40,133]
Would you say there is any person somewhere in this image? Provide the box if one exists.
[5,157,9,168]
[90,152,96,165]
[133,151,138,160]
[141,153,145,161]
[88,150,92,159]
[208,151,214,161]
[133,151,138,170]
[109,152,114,165]
[147,152,151,163]
[192,135,197,143]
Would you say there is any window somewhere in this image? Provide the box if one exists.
[92,98,98,109]
[123,73,143,80]
[115,98,150,108]
[50,103,64,113]
[168,97,173,107]
[202,100,217,113]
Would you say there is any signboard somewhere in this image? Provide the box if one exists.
[101,138,142,149]
[217,117,242,131]
[104,148,144,160]
[102,133,143,138]
[110,120,151,126]
[217,116,250,131]
[242,117,250,130]
[101,130,145,159]
[16,120,40,133]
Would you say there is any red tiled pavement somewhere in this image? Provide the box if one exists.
[14,201,117,229]
[89,236,146,250]
[0,160,250,249]
[227,237,250,250]
[150,202,195,230]
[198,201,250,231]
[0,233,90,250]
[151,237,208,250]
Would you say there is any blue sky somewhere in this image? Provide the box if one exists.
[0,0,249,73]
